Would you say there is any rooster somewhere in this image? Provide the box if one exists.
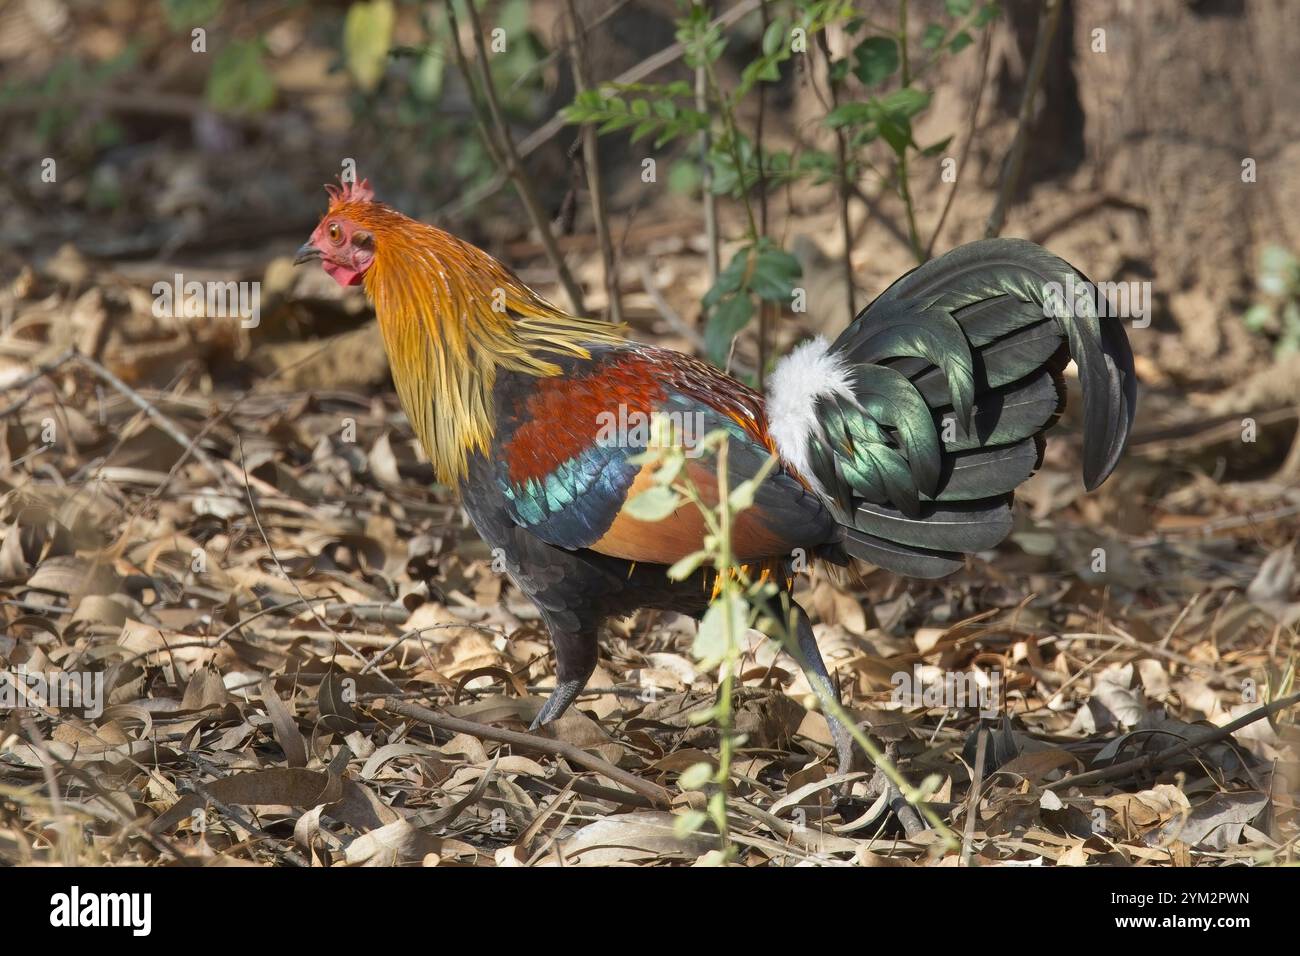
[295,178,1137,771]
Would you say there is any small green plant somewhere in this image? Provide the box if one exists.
[701,238,803,365]
[565,0,1000,375]
[626,419,955,861]
[618,422,765,862]
[0,47,138,158]
[154,0,552,198]
[1244,245,1300,356]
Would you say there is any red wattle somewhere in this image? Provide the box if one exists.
[323,261,365,287]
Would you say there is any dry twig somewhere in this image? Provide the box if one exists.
[380,698,672,808]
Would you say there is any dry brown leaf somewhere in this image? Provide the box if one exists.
[260,678,308,768]
[344,819,442,867]
[555,812,713,865]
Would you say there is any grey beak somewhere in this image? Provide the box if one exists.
[293,242,322,265]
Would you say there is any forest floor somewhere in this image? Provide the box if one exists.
[1,239,1297,865]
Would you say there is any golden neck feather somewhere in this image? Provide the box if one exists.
[333,200,623,486]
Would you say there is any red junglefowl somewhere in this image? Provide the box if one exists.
[295,178,1137,771]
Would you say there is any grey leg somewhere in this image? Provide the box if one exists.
[787,600,857,774]
[529,624,598,730]
[783,597,924,832]
[753,591,857,772]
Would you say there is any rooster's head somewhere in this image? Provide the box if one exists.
[295,178,378,287]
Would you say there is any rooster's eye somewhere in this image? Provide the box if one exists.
[328,223,342,244]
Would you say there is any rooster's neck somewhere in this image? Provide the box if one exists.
[361,218,622,486]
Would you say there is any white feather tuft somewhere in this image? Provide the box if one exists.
[765,336,854,497]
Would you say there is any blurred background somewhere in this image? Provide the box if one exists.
[3,0,1298,399]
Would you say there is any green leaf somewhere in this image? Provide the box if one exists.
[850,126,880,148]
[668,159,703,195]
[945,0,974,15]
[750,245,802,301]
[762,18,788,57]
[920,134,954,157]
[674,809,708,838]
[344,0,395,93]
[824,102,875,129]
[765,149,792,176]
[973,2,1001,28]
[702,250,749,307]
[1243,303,1274,332]
[878,114,913,155]
[707,790,728,829]
[878,86,932,119]
[729,478,759,512]
[921,24,946,50]
[206,40,275,115]
[1283,299,1300,334]
[412,43,446,102]
[704,293,754,364]
[852,36,898,86]
[678,761,715,790]
[694,594,747,661]
[667,550,710,581]
[949,29,974,53]
[678,7,726,68]
[653,450,685,484]
[163,0,222,30]
[797,149,839,184]
[706,138,747,196]
[630,119,658,143]
[625,486,681,521]
[1259,245,1299,294]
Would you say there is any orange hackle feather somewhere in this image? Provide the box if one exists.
[324,181,624,485]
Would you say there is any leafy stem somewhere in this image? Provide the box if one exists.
[701,54,759,243]
[631,425,956,858]
[896,0,923,262]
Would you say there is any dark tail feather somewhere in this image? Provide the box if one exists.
[840,527,964,579]
[853,497,1014,552]
[790,238,1137,578]
[932,440,1041,501]
[937,370,1064,452]
[1081,314,1138,490]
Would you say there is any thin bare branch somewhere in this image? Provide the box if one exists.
[926,23,993,258]
[815,30,857,321]
[439,0,764,221]
[381,698,672,808]
[443,0,587,314]
[985,0,1063,238]
[563,0,623,323]
[1044,690,1300,792]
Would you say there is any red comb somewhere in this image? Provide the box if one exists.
[324,177,374,205]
